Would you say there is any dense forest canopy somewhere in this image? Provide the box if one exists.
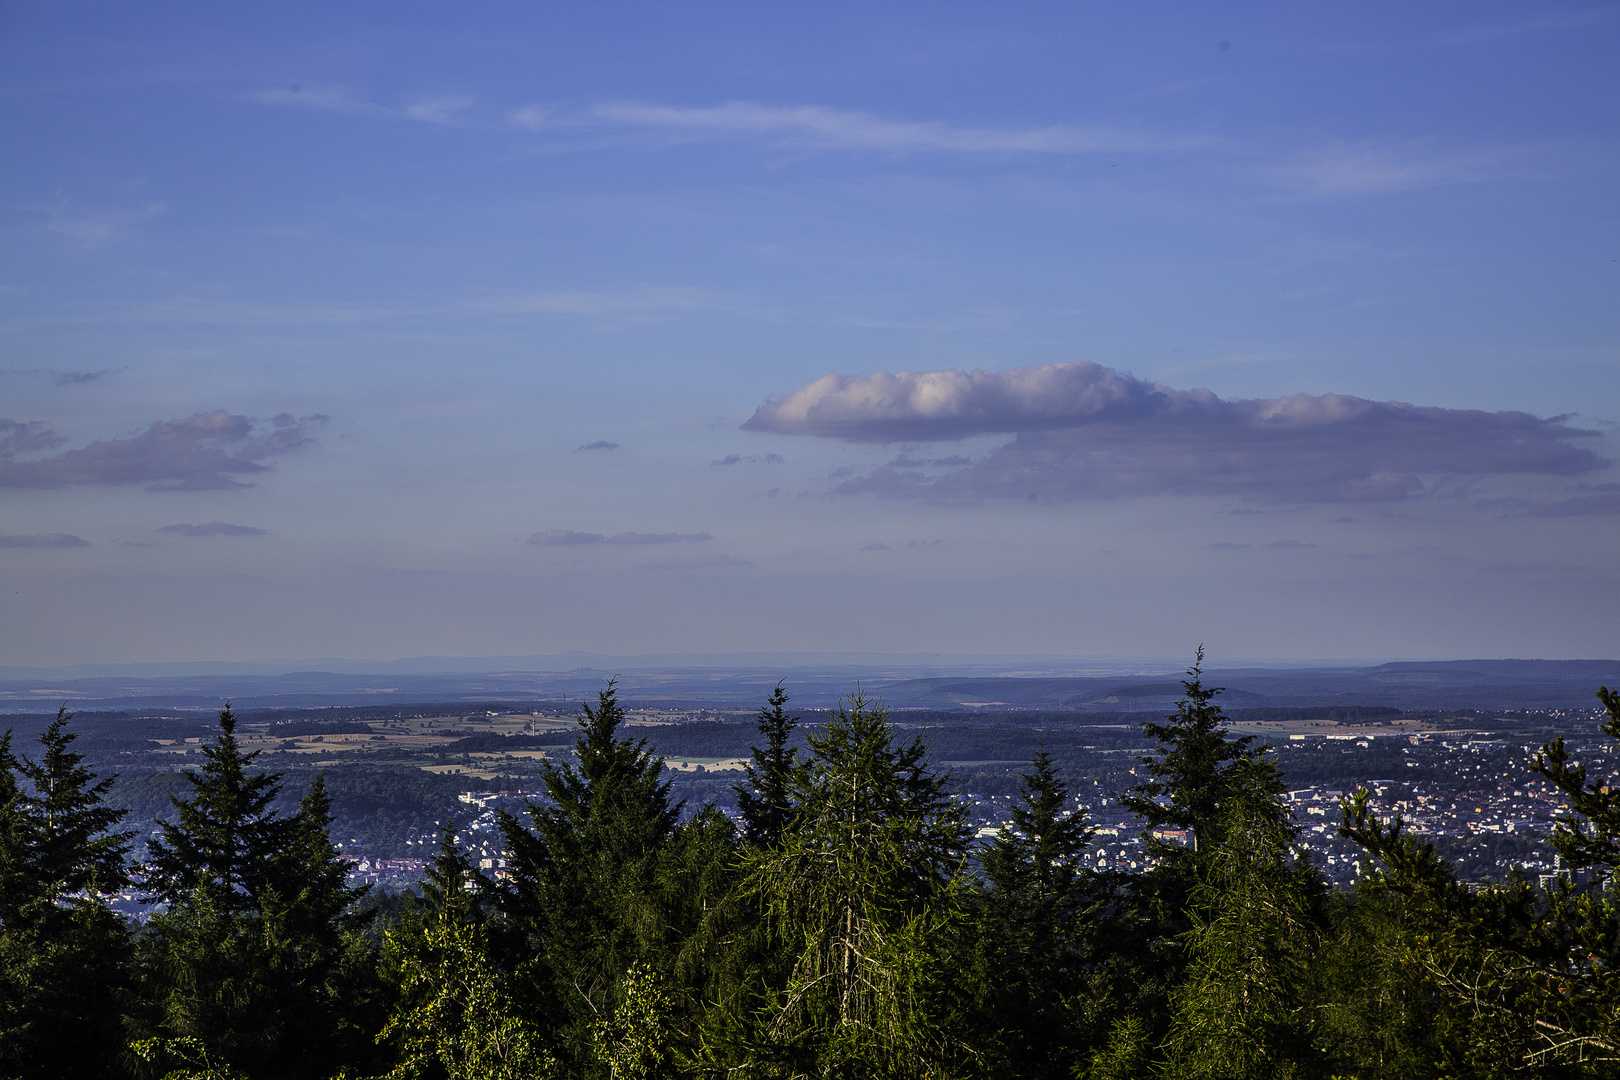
[5,660,1620,1079]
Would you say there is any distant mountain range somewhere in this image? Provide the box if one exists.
[2,656,1616,713]
[888,660,1620,712]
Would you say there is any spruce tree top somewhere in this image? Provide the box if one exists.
[19,707,133,905]
[142,703,292,909]
[737,682,799,848]
[1123,647,1256,854]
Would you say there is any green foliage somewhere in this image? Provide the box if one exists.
[0,708,134,1080]
[1161,756,1328,1080]
[142,705,291,911]
[495,679,693,1068]
[1084,1016,1152,1080]
[20,671,1620,1080]
[971,748,1099,1078]
[592,962,673,1080]
[1336,690,1620,1077]
[130,1036,247,1080]
[379,818,555,1079]
[731,688,973,1078]
[15,706,133,906]
[1123,646,1256,864]
[135,704,377,1080]
[982,746,1093,906]
[1107,648,1275,1066]
[382,915,556,1080]
[735,682,799,849]
[384,931,552,1074]
[1315,878,1467,1078]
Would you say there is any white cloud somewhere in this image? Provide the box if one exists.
[265,90,1516,205]
[745,361,1610,504]
[505,99,1211,155]
[589,100,1210,154]
[744,361,1168,441]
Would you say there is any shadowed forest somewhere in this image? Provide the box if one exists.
[6,655,1620,1080]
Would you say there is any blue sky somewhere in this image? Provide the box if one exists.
[2,1,1618,665]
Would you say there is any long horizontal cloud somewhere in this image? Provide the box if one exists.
[528,529,713,546]
[0,533,89,548]
[744,361,1608,504]
[266,88,1200,154]
[0,411,326,491]
[575,101,1206,155]
[159,521,268,537]
[260,91,1492,198]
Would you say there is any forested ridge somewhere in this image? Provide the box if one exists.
[6,656,1620,1079]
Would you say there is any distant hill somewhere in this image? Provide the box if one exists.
[2,657,1615,713]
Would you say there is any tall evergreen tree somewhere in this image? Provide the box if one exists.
[381,821,556,1080]
[0,709,133,1080]
[1115,649,1264,1061]
[143,704,289,911]
[1123,646,1255,864]
[1160,756,1328,1080]
[735,683,799,848]
[136,704,374,1080]
[982,747,1093,905]
[17,707,132,905]
[726,689,972,1078]
[495,680,684,1070]
[971,748,1098,1079]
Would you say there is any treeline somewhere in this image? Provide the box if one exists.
[6,657,1620,1079]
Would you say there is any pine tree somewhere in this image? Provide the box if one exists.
[982,747,1093,905]
[0,709,133,1080]
[495,680,683,1068]
[381,821,556,1080]
[1115,649,1264,1063]
[736,683,799,848]
[269,774,369,944]
[143,704,289,911]
[972,748,1097,1078]
[1123,646,1255,864]
[17,707,132,905]
[733,689,972,1078]
[136,704,375,1080]
[418,817,478,919]
[1160,756,1328,1080]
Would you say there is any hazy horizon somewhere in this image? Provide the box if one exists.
[5,649,1616,682]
